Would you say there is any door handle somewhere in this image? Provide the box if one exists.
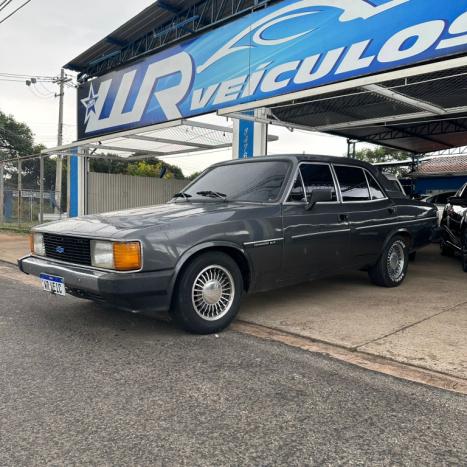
[338,214,349,223]
[388,207,397,215]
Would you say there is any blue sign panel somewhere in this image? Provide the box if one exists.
[78,0,467,139]
[238,111,255,158]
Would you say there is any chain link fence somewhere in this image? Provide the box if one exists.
[1,155,67,230]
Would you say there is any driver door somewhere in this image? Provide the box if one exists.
[282,163,350,281]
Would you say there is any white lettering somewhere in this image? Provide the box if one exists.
[191,84,219,110]
[242,63,270,98]
[261,61,300,93]
[295,48,345,84]
[86,52,193,132]
[378,20,445,63]
[213,75,247,105]
[336,40,375,74]
[438,11,467,49]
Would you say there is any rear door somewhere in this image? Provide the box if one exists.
[282,163,350,280]
[333,165,398,268]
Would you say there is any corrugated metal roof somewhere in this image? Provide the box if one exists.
[271,64,467,154]
[64,1,201,71]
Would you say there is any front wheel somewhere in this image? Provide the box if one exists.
[369,236,409,288]
[171,252,243,334]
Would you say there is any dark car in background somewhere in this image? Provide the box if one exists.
[19,155,438,334]
[440,183,467,271]
[422,191,457,225]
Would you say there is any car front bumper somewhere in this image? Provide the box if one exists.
[18,255,174,313]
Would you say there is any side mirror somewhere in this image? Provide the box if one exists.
[306,189,333,210]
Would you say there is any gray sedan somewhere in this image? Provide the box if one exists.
[19,155,437,334]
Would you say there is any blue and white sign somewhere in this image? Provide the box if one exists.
[78,0,467,139]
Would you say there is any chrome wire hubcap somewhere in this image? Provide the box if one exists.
[387,241,405,282]
[192,265,235,321]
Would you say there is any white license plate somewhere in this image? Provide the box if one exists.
[40,273,66,296]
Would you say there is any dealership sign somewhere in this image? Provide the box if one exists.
[78,0,467,139]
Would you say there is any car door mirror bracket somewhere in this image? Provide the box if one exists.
[305,189,333,210]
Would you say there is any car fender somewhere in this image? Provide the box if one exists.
[167,240,254,299]
[382,227,413,252]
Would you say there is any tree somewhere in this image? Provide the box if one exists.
[0,111,35,160]
[188,171,202,181]
[354,147,412,176]
[89,157,186,180]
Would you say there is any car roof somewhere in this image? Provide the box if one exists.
[213,154,406,199]
[217,154,375,170]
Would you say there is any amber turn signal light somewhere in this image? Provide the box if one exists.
[113,242,142,271]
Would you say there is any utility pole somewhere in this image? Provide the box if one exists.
[54,68,66,215]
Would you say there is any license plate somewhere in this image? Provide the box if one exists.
[40,273,66,296]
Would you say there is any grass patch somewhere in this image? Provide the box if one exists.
[0,225,32,235]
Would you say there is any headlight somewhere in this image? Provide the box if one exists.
[91,240,141,271]
[91,240,114,269]
[31,233,45,256]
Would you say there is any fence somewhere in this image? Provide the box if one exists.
[1,156,190,228]
[1,155,67,229]
[87,172,188,214]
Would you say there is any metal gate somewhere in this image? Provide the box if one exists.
[87,172,188,214]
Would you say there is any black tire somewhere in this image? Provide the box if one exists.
[440,238,455,257]
[369,236,409,288]
[171,251,243,334]
[409,251,417,262]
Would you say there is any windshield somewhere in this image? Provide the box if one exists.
[178,160,291,203]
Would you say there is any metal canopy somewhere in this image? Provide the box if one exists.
[65,0,277,81]
[41,119,277,160]
[222,58,467,154]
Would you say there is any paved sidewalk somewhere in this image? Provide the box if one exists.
[1,231,466,381]
[240,245,467,380]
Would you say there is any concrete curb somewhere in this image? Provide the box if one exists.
[232,321,467,395]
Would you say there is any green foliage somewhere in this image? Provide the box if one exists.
[354,147,411,176]
[0,111,35,160]
[188,171,202,181]
[89,157,186,180]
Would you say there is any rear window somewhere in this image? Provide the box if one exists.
[334,166,370,202]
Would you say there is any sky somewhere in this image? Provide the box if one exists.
[0,0,351,176]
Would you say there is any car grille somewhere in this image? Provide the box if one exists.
[43,234,92,266]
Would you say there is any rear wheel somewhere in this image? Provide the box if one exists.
[369,236,409,288]
[171,252,243,334]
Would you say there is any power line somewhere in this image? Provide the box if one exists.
[0,0,14,13]
[0,0,33,25]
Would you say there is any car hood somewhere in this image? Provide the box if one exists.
[36,202,249,238]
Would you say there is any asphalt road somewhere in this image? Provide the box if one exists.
[0,270,466,466]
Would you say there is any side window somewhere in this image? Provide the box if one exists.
[366,172,386,200]
[288,173,306,202]
[287,164,337,203]
[334,166,371,202]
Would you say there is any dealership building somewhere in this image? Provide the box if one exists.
[38,0,467,216]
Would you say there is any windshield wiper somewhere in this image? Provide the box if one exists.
[173,192,192,200]
[196,190,227,200]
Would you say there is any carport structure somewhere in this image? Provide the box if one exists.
[222,59,467,154]
[52,0,467,217]
[42,119,277,217]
